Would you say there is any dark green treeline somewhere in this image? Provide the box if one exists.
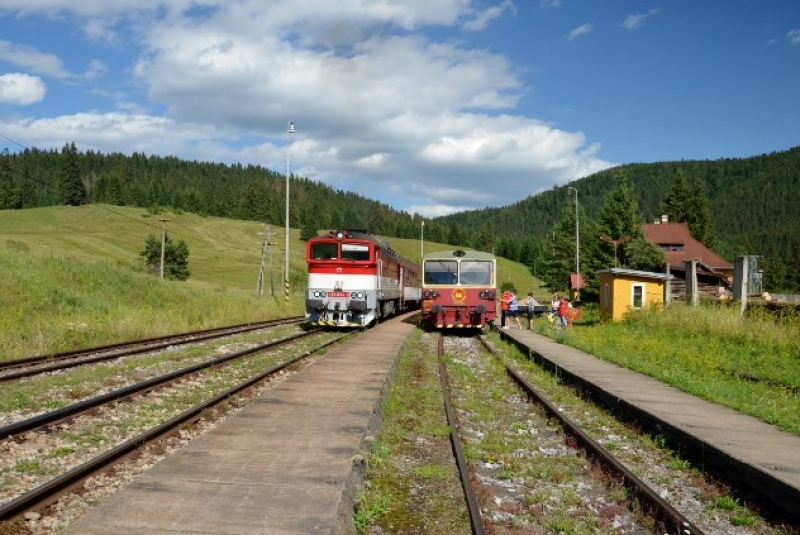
[1,144,798,292]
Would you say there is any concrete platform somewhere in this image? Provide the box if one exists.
[65,314,417,535]
[497,326,800,521]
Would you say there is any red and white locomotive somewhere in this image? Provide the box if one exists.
[421,249,497,329]
[305,229,421,327]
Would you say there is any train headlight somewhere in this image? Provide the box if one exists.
[351,291,364,299]
[313,291,327,298]
[423,290,439,299]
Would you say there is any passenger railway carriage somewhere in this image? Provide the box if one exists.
[305,230,421,327]
[421,249,497,329]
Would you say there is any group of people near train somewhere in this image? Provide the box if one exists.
[499,289,574,330]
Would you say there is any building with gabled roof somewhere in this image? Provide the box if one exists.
[642,218,733,274]
[642,217,733,300]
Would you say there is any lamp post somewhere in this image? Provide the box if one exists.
[284,121,295,304]
[567,187,579,299]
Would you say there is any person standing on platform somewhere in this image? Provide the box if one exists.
[508,290,522,329]
[525,292,539,329]
[549,294,560,328]
[500,290,511,329]
[557,295,570,329]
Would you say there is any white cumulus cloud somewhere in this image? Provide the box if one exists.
[0,73,46,105]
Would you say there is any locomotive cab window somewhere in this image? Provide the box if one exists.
[342,243,371,262]
[311,242,338,260]
[459,261,493,286]
[424,260,457,285]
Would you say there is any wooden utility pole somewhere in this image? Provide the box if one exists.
[600,234,630,268]
[257,223,276,296]
[159,218,170,279]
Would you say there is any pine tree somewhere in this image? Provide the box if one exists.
[300,211,318,241]
[623,238,666,271]
[474,220,496,253]
[685,177,716,249]
[538,220,574,294]
[165,239,190,280]
[759,253,787,292]
[60,142,86,206]
[786,242,800,293]
[0,149,19,209]
[594,171,644,269]
[660,170,690,222]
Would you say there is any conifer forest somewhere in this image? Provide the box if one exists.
[1,143,798,294]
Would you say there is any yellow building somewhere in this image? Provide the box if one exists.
[597,268,676,321]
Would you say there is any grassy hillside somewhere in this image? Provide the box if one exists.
[0,205,283,290]
[0,205,540,360]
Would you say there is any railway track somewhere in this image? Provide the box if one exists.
[424,331,782,534]
[473,333,702,534]
[0,317,306,382]
[0,326,351,527]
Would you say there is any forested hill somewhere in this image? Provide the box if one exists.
[0,144,426,240]
[0,143,797,270]
[438,146,800,263]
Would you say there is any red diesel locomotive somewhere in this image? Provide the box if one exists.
[421,249,497,329]
[305,229,421,327]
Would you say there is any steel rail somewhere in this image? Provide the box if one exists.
[0,332,353,523]
[0,317,306,380]
[477,334,702,535]
[0,330,317,441]
[437,334,486,535]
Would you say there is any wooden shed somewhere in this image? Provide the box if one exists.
[597,268,677,322]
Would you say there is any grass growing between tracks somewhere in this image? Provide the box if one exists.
[487,331,777,532]
[537,303,800,436]
[0,245,302,363]
[355,329,470,534]
[0,326,303,414]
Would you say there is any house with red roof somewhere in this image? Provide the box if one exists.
[642,217,733,300]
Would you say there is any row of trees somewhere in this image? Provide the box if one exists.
[1,142,798,292]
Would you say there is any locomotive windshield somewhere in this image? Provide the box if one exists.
[342,243,371,262]
[310,242,338,260]
[424,260,458,284]
[459,260,493,285]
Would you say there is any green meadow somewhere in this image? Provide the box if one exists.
[0,205,298,361]
[0,205,538,362]
[2,205,798,436]
[541,304,800,436]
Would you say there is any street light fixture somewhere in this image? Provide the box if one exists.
[284,121,295,304]
[567,187,580,300]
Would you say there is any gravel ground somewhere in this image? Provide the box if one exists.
[444,333,785,534]
[0,329,327,534]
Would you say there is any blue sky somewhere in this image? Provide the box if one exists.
[0,1,798,218]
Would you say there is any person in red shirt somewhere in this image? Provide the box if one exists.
[500,290,511,329]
